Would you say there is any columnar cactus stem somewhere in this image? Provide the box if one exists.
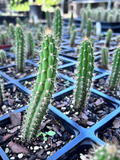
[36,25,43,42]
[80,11,87,32]
[26,32,34,59]
[69,11,73,26]
[101,47,108,69]
[9,23,15,40]
[116,35,119,43]
[73,39,94,109]
[46,11,51,28]
[107,14,113,22]
[3,20,7,28]
[93,143,120,160]
[90,37,94,47]
[0,32,8,45]
[15,25,26,72]
[0,50,6,64]
[69,30,77,47]
[23,33,58,141]
[86,19,92,38]
[16,17,21,25]
[105,29,112,47]
[109,46,120,89]
[53,8,62,46]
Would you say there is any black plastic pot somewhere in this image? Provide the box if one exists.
[29,5,45,20]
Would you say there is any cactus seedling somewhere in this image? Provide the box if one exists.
[0,50,6,64]
[101,47,109,69]
[105,29,113,47]
[26,32,34,59]
[86,19,92,38]
[73,39,94,109]
[69,30,77,47]
[109,46,120,89]
[15,25,26,72]
[23,33,58,141]
[80,10,87,32]
[93,143,120,160]
[53,8,62,46]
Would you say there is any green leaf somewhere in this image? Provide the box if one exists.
[37,131,42,137]
[44,136,47,141]
[47,131,56,136]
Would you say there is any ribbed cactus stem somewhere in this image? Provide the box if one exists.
[15,25,26,72]
[74,40,94,109]
[98,34,102,40]
[0,77,3,106]
[116,35,119,43]
[96,11,101,21]
[115,13,119,22]
[90,37,94,47]
[53,8,62,46]
[93,26,96,35]
[27,32,34,59]
[82,30,86,37]
[107,14,113,22]
[69,11,73,26]
[109,47,120,89]
[69,30,77,47]
[101,47,108,69]
[80,11,86,32]
[23,34,58,141]
[105,29,112,47]
[0,32,8,45]
[93,143,120,160]
[9,23,15,40]
[46,11,51,28]
[0,50,6,64]
[86,19,92,38]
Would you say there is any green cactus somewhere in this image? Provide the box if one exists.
[115,13,119,22]
[15,25,26,72]
[107,14,113,22]
[69,11,73,26]
[53,8,62,46]
[73,39,94,109]
[93,25,96,35]
[26,32,34,59]
[75,45,80,56]
[0,77,3,106]
[80,10,87,32]
[3,20,7,28]
[101,47,108,69]
[9,23,15,40]
[16,17,21,25]
[69,30,77,47]
[109,46,120,89]
[23,33,58,141]
[116,35,119,43]
[90,37,94,47]
[86,19,92,38]
[93,143,120,160]
[0,32,8,45]
[36,25,43,42]
[103,10,108,21]
[98,34,102,40]
[96,11,101,22]
[82,30,86,37]
[105,29,113,47]
[46,11,51,28]
[0,50,6,64]
[32,15,34,26]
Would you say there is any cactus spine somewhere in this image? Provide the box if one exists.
[73,40,94,109]
[70,30,77,47]
[9,23,15,40]
[93,143,120,160]
[101,47,108,69]
[15,25,26,72]
[23,33,58,141]
[105,29,113,47]
[86,19,92,38]
[27,32,34,59]
[109,47,120,89]
[53,8,62,46]
[0,50,6,64]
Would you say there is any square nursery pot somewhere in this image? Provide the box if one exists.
[0,45,12,50]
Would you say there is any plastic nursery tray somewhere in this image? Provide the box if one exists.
[1,85,120,160]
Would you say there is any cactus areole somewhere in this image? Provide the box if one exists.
[23,34,58,141]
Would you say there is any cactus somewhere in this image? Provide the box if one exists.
[109,46,120,89]
[98,34,102,40]
[0,77,3,106]
[96,11,101,22]
[75,45,80,56]
[0,32,8,45]
[105,29,113,47]
[103,10,108,21]
[16,17,21,25]
[116,35,119,43]
[0,50,6,64]
[69,30,77,47]
[93,143,120,160]
[101,47,108,69]
[115,13,119,22]
[3,20,7,28]
[9,23,15,40]
[36,25,43,42]
[93,25,96,35]
[90,37,94,47]
[23,33,58,141]
[32,15,34,26]
[15,25,26,72]
[69,11,73,26]
[82,30,86,37]
[53,8,62,46]
[80,10,87,32]
[86,19,92,38]
[26,32,34,59]
[46,11,51,28]
[73,39,94,109]
[107,14,113,22]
